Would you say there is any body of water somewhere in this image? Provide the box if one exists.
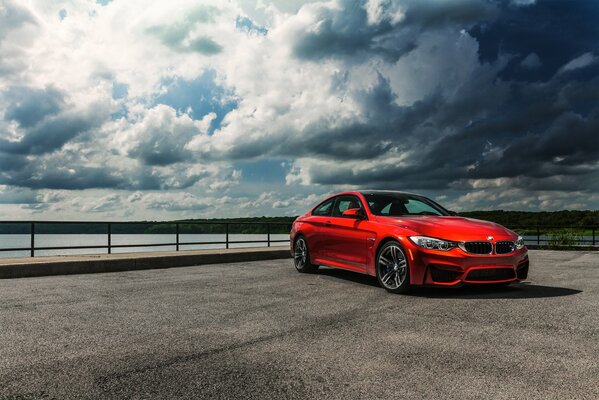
[0,234,290,259]
[0,234,595,259]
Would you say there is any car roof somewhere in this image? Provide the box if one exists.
[314,190,427,206]
[358,190,424,197]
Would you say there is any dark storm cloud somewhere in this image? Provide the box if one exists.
[284,70,503,162]
[4,86,65,128]
[0,162,201,191]
[0,161,125,190]
[131,148,188,167]
[0,83,124,191]
[1,109,102,155]
[470,0,599,81]
[278,1,599,196]
[0,187,39,204]
[0,86,106,155]
[0,153,27,172]
[0,149,210,191]
[300,65,598,191]
[293,0,495,61]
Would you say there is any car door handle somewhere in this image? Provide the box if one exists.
[325,220,332,225]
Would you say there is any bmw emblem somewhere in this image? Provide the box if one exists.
[487,236,494,241]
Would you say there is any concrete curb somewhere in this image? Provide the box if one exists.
[0,247,291,279]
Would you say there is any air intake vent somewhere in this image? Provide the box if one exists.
[466,268,515,281]
[429,265,461,283]
[517,261,529,280]
[463,241,492,254]
[495,241,515,254]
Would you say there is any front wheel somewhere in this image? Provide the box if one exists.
[376,241,411,294]
[293,237,318,273]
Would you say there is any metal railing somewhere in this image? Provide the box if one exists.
[0,220,596,258]
[509,225,597,247]
[0,220,292,257]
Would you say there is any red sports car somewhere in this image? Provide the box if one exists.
[290,191,529,293]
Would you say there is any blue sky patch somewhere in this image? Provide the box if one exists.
[154,70,237,134]
[235,16,268,36]
[112,82,128,100]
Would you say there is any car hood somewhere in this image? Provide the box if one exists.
[375,215,516,241]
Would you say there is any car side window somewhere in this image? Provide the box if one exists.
[380,203,392,215]
[332,196,363,217]
[312,199,334,216]
[367,197,407,216]
[404,199,443,215]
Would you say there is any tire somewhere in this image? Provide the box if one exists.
[293,236,318,273]
[376,241,411,294]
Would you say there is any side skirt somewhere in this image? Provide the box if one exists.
[313,257,367,274]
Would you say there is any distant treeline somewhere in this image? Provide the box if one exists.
[0,211,597,234]
[0,217,295,235]
[459,210,599,228]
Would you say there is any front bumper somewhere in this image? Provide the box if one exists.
[405,244,529,286]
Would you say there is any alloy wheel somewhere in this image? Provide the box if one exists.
[377,244,408,290]
[294,238,307,270]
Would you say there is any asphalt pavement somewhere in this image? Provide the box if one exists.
[0,250,598,399]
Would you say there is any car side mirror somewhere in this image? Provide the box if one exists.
[448,210,459,216]
[342,208,365,219]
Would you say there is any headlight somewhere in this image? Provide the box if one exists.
[514,236,525,249]
[409,236,457,251]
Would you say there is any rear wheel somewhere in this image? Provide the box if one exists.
[376,241,411,294]
[293,237,318,273]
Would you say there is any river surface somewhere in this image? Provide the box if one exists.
[0,234,290,258]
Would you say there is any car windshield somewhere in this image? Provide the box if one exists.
[362,193,450,217]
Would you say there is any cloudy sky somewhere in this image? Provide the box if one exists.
[0,0,598,220]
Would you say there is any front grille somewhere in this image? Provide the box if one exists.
[429,265,461,283]
[463,241,492,254]
[466,268,515,281]
[495,241,515,254]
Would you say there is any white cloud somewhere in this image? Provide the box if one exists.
[0,0,597,219]
[559,52,597,73]
[112,104,215,165]
[510,0,536,6]
[520,52,541,69]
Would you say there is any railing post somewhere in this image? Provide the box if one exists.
[107,223,112,254]
[593,228,596,247]
[30,222,35,257]
[537,225,540,245]
[176,223,180,251]
[225,223,229,249]
[267,223,271,247]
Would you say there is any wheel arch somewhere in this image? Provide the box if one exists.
[375,236,401,258]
